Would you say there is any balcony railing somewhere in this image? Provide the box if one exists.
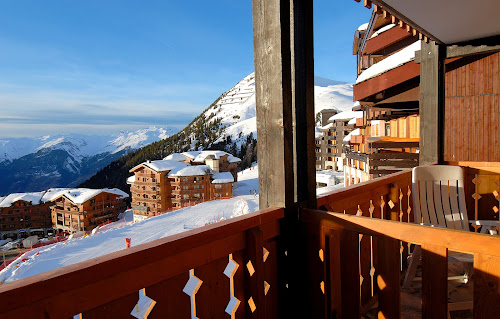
[1,170,500,317]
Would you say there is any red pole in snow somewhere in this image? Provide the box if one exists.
[125,238,131,248]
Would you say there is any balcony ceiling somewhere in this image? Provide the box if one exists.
[373,0,500,44]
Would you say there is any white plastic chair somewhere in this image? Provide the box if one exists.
[403,165,500,287]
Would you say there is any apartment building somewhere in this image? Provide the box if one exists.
[50,188,128,233]
[129,152,238,218]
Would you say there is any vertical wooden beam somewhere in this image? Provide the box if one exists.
[422,244,448,319]
[340,230,361,318]
[253,0,316,317]
[419,40,446,165]
[246,227,265,317]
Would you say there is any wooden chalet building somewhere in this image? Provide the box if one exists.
[0,192,53,239]
[50,188,128,233]
[2,0,500,318]
[344,12,421,186]
[129,154,237,218]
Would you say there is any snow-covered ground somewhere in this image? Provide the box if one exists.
[0,164,260,284]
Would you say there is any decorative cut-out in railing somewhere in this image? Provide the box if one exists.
[320,281,325,294]
[264,281,270,295]
[248,297,256,313]
[407,186,412,252]
[224,254,240,318]
[246,260,255,277]
[263,247,270,262]
[319,249,324,262]
[380,196,386,219]
[357,205,363,216]
[130,288,156,319]
[388,200,395,209]
[472,175,482,232]
[73,314,82,319]
[183,269,203,319]
[369,200,375,297]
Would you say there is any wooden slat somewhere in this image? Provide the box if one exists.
[474,253,500,318]
[432,181,447,226]
[441,181,454,228]
[425,180,438,225]
[327,230,342,318]
[369,159,417,168]
[263,240,279,318]
[419,181,431,224]
[83,292,138,319]
[340,230,360,318]
[146,273,191,319]
[413,180,422,224]
[232,250,247,319]
[370,152,419,160]
[195,257,230,318]
[376,236,400,319]
[449,180,464,230]
[422,244,448,319]
[246,227,265,317]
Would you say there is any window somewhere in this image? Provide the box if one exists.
[194,194,200,198]
[183,195,189,199]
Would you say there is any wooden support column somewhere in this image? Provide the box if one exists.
[252,0,316,317]
[419,40,445,165]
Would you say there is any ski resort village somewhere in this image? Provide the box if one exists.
[1,0,500,318]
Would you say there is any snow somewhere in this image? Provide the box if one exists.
[46,188,129,205]
[329,110,363,122]
[227,155,241,163]
[370,24,396,39]
[348,117,357,125]
[358,23,369,31]
[163,153,187,162]
[0,126,178,164]
[192,151,230,162]
[320,123,334,130]
[356,41,421,84]
[127,176,135,183]
[168,165,212,177]
[343,128,361,142]
[0,165,261,284]
[212,172,234,184]
[207,73,354,148]
[0,191,46,208]
[140,160,188,173]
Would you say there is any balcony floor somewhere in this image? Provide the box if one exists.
[362,260,473,319]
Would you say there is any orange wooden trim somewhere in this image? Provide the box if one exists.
[353,61,420,101]
[364,26,412,55]
[446,161,500,168]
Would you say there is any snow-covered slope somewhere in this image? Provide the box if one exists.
[0,165,261,284]
[203,73,353,146]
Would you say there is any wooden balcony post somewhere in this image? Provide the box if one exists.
[418,40,446,165]
[253,0,316,317]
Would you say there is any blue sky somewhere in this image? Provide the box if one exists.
[0,1,370,138]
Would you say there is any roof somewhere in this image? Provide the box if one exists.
[356,41,420,84]
[163,153,187,162]
[0,188,129,208]
[180,150,240,163]
[328,110,363,122]
[357,23,369,31]
[320,123,334,130]
[365,0,500,44]
[130,159,188,173]
[0,192,46,208]
[47,188,129,205]
[127,176,135,183]
[211,172,235,184]
[348,118,357,125]
[168,165,213,177]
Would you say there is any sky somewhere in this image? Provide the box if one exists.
[0,1,370,138]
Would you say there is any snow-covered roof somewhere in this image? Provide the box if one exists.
[370,24,396,39]
[168,165,213,177]
[127,176,135,183]
[212,172,234,184]
[356,41,421,84]
[343,128,361,143]
[227,155,241,163]
[358,23,369,31]
[48,188,129,205]
[348,118,357,125]
[316,170,338,185]
[328,111,363,122]
[321,123,334,130]
[130,159,188,173]
[0,192,46,208]
[163,153,187,162]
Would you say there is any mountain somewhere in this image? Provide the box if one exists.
[0,126,178,195]
[79,73,353,194]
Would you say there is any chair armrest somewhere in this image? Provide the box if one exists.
[469,220,500,226]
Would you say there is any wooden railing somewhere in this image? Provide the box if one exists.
[301,209,500,318]
[0,207,283,318]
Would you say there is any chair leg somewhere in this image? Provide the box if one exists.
[403,245,421,288]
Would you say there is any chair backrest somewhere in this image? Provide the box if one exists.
[412,165,469,230]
